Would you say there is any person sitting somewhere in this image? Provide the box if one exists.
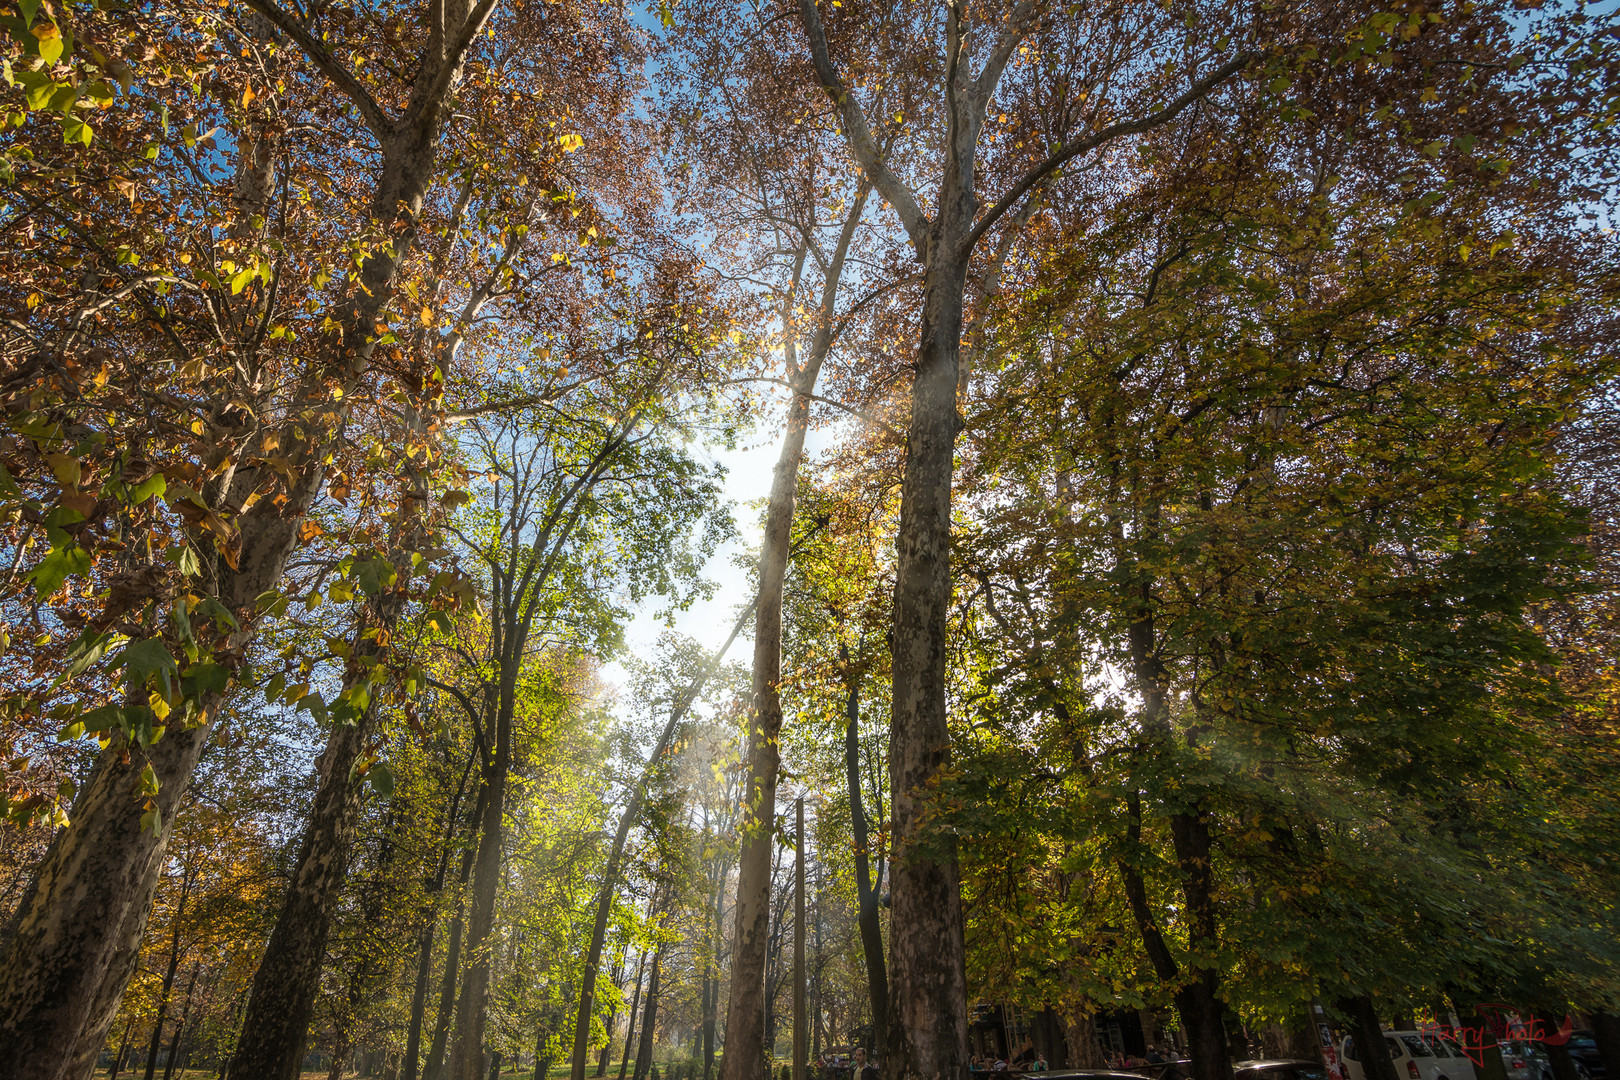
[1031,1057,1048,1072]
[1146,1049,1165,1065]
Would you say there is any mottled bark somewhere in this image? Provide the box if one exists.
[228,717,372,1079]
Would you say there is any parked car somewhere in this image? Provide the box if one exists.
[1028,1071,1164,1080]
[1501,1039,1554,1080]
[1338,1031,1477,1080]
[1235,1058,1331,1080]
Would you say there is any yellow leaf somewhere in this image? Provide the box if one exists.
[242,84,256,107]
[148,692,171,720]
[26,292,42,309]
[420,305,433,326]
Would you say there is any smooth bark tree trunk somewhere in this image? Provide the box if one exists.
[423,777,490,1080]
[632,956,661,1080]
[719,188,867,1080]
[570,603,755,1080]
[842,672,887,1056]
[722,344,819,1080]
[425,898,469,1080]
[404,923,438,1080]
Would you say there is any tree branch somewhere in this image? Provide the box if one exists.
[242,0,393,140]
[796,0,929,248]
[964,50,1256,255]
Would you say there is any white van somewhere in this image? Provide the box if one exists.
[1337,1031,1478,1080]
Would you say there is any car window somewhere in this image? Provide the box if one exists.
[1387,1039,1403,1059]
[1403,1038,1434,1058]
[1344,1038,1359,1063]
[1297,1068,1328,1080]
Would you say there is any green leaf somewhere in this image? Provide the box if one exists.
[181,661,230,697]
[60,113,90,147]
[57,630,119,685]
[354,557,397,597]
[366,761,395,798]
[34,23,63,64]
[14,69,53,111]
[131,473,166,503]
[176,545,200,577]
[30,542,90,599]
[117,638,178,699]
[296,692,328,724]
[138,761,159,796]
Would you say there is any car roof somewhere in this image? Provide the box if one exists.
[1236,1061,1326,1068]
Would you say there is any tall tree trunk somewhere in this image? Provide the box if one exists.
[1338,997,1399,1080]
[842,668,887,1056]
[718,187,867,1080]
[448,654,519,1080]
[722,344,818,1080]
[793,799,807,1080]
[424,776,491,1080]
[1170,808,1232,1080]
[426,897,469,1080]
[1063,1009,1103,1069]
[570,603,756,1080]
[1590,1014,1620,1080]
[161,960,201,1080]
[594,947,629,1079]
[882,250,973,1080]
[633,956,661,1080]
[109,1016,136,1080]
[142,869,194,1080]
[404,923,438,1080]
[617,958,646,1080]
[229,714,374,1079]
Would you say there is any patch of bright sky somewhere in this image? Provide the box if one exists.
[600,379,838,694]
